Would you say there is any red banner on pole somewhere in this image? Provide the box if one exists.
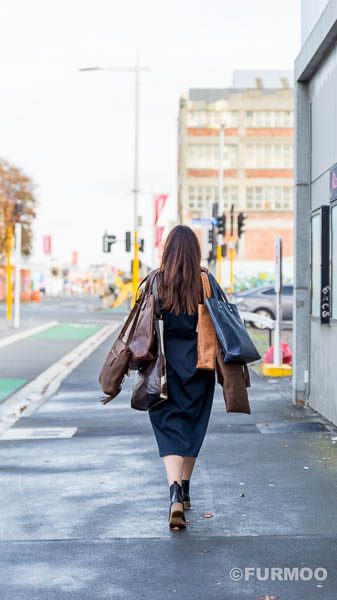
[154,194,168,225]
[43,235,52,255]
[72,251,79,266]
[155,226,164,249]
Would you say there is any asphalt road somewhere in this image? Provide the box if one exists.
[0,298,337,598]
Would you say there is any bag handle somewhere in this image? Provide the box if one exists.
[200,271,212,304]
[207,272,230,306]
[118,270,159,343]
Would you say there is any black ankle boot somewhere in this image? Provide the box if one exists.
[168,481,186,529]
[181,479,191,510]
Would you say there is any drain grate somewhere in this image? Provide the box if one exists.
[256,421,332,434]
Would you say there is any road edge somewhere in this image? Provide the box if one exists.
[0,321,121,436]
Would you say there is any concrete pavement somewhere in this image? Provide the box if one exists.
[0,320,337,598]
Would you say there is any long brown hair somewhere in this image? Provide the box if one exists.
[158,225,201,315]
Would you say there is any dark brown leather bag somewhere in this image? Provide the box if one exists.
[99,270,159,404]
[216,350,251,414]
[99,300,141,404]
[131,318,168,411]
[129,269,159,367]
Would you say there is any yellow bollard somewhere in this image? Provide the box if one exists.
[132,230,140,305]
[216,244,222,284]
[6,225,13,321]
[228,240,235,294]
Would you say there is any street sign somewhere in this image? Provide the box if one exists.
[192,218,217,225]
[320,205,330,324]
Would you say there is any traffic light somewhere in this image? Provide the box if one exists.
[103,232,116,253]
[215,213,226,236]
[237,212,247,238]
[208,228,214,244]
[139,238,145,252]
[125,231,131,252]
[208,226,217,262]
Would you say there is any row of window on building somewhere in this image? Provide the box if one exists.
[187,143,293,169]
[187,110,293,128]
[188,186,293,211]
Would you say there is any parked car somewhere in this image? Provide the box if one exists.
[231,285,293,329]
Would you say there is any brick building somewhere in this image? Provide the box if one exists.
[177,71,294,276]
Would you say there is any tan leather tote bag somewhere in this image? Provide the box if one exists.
[196,270,217,370]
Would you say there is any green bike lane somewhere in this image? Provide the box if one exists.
[0,323,104,404]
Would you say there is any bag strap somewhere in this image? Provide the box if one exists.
[207,272,230,305]
[200,271,212,304]
[137,268,160,296]
[118,299,142,343]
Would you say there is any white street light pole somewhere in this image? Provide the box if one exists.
[218,124,224,211]
[216,124,225,283]
[79,57,150,302]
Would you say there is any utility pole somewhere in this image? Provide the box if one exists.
[79,55,150,304]
[217,124,224,283]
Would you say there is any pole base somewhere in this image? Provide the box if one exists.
[262,363,292,377]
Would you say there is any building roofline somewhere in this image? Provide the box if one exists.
[295,0,337,82]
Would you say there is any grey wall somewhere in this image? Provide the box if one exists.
[307,45,337,424]
[301,0,330,44]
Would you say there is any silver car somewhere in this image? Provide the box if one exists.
[231,285,293,329]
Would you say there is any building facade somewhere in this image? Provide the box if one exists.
[294,0,337,425]
[177,72,294,278]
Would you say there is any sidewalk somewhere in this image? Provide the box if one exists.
[0,333,337,598]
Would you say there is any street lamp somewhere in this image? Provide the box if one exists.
[79,56,150,303]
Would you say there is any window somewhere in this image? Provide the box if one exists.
[283,286,293,296]
[311,213,321,317]
[187,109,239,128]
[188,186,238,210]
[246,187,293,210]
[187,143,238,169]
[262,288,276,295]
[246,143,293,168]
[332,205,337,318]
[246,110,293,127]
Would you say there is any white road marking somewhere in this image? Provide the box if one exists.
[0,427,78,440]
[0,321,59,348]
[0,321,121,436]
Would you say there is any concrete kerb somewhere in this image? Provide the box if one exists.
[0,321,121,436]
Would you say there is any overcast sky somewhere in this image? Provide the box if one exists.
[0,0,300,270]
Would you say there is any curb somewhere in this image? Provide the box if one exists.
[0,321,121,436]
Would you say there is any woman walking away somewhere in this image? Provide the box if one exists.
[149,225,215,529]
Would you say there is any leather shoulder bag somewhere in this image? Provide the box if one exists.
[205,272,261,364]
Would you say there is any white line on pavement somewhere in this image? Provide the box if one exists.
[0,320,59,348]
[0,321,121,436]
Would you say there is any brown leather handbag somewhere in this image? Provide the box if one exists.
[196,270,218,370]
[131,318,168,411]
[99,300,141,404]
[129,269,159,367]
[99,269,159,404]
